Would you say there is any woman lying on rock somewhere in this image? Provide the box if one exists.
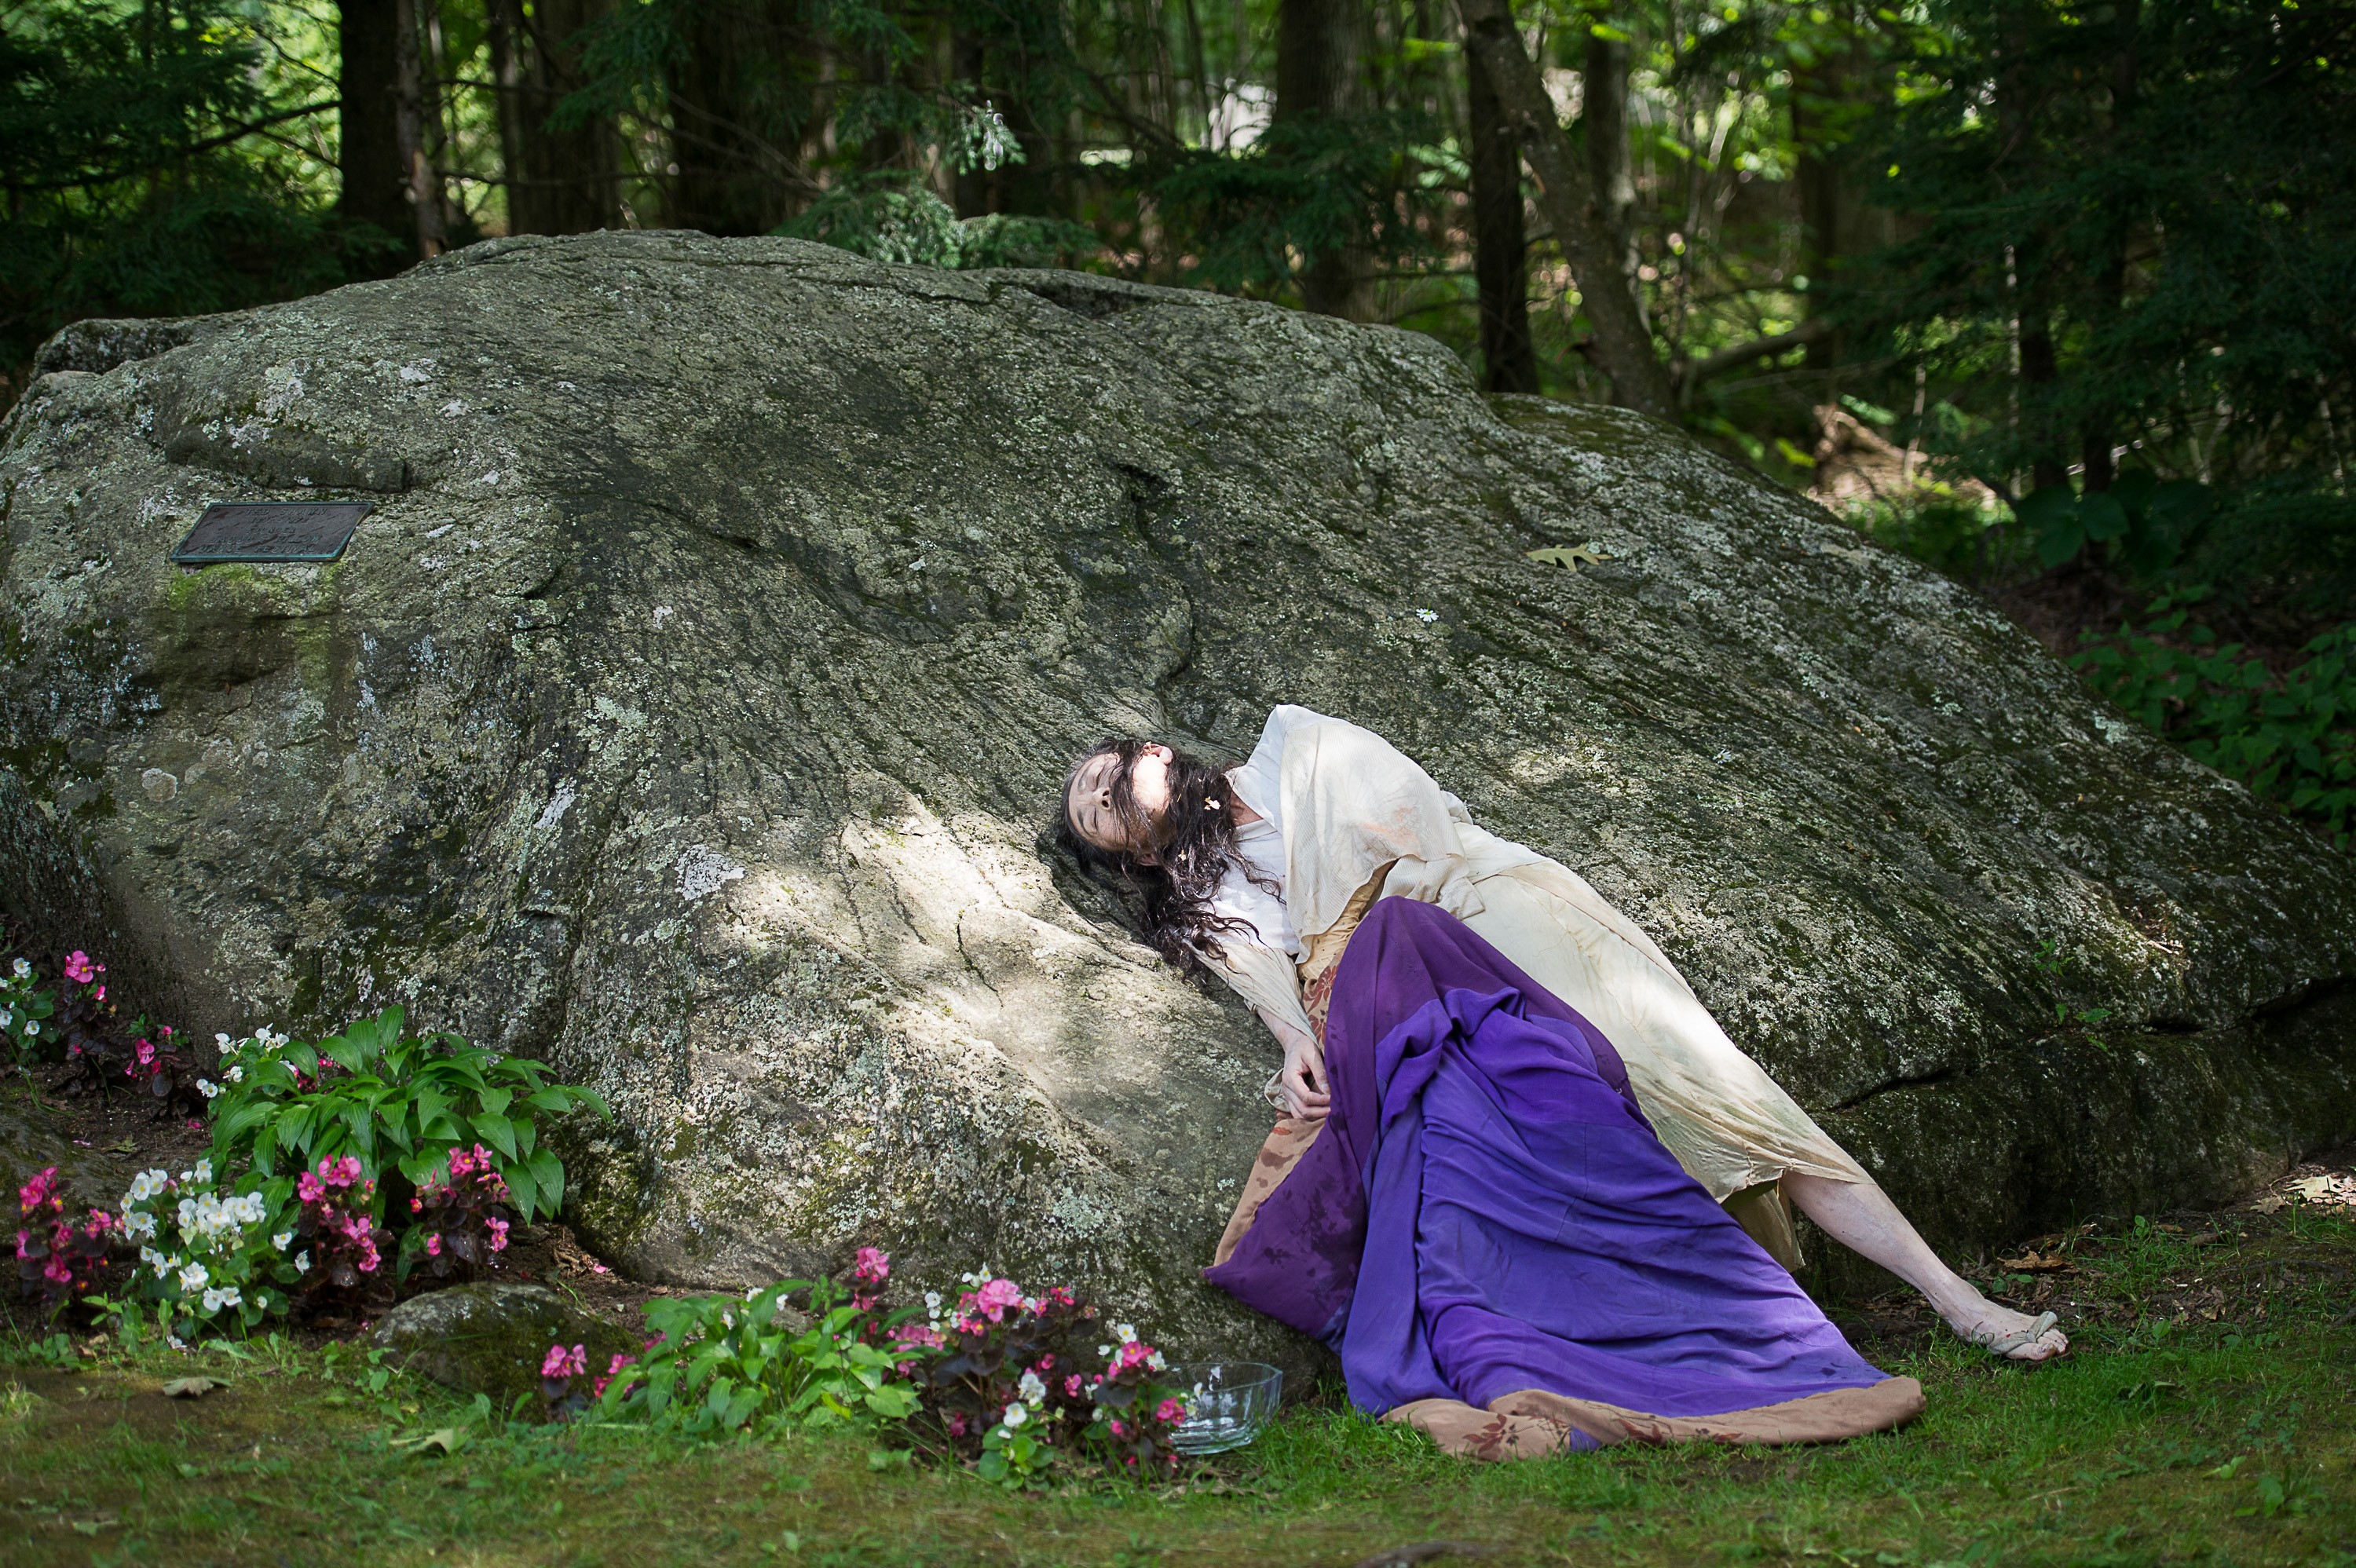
[1059,707,2062,1455]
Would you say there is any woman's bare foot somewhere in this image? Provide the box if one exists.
[1943,1299,2068,1361]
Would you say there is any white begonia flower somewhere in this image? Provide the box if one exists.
[193,1158,212,1183]
[0,1010,13,1029]
[1097,1344,1113,1357]
[224,1065,243,1084]
[197,1079,220,1099]
[202,1288,225,1313]
[179,1263,209,1292]
[12,958,28,978]
[295,1252,312,1274]
[1114,1322,1136,1344]
[216,1033,233,1050]
[924,1290,942,1314]
[1001,1403,1028,1430]
[273,1231,293,1252]
[1147,1351,1167,1371]
[23,1021,36,1037]
[1017,1370,1048,1405]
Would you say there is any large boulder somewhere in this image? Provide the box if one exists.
[3,232,2352,1343]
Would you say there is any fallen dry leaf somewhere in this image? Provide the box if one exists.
[1998,1250,2072,1273]
[159,1377,223,1399]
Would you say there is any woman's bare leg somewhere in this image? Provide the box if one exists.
[1781,1172,2068,1361]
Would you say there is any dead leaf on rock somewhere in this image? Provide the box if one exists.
[1526,545,1611,572]
[160,1377,223,1399]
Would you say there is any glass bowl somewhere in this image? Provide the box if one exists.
[1166,1361,1283,1454]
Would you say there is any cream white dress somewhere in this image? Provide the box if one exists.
[1198,706,1866,1204]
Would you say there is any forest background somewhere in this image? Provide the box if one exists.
[2,0,2352,836]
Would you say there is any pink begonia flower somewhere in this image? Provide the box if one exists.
[971,1277,1024,1321]
[297,1172,324,1204]
[426,1234,443,1257]
[889,1322,944,1351]
[1063,1374,1084,1398]
[63,952,93,984]
[542,1343,587,1380]
[44,1255,71,1284]
[592,1354,635,1397]
[1154,1398,1184,1424]
[946,1411,968,1438]
[486,1217,510,1252]
[93,985,104,1002]
[852,1245,890,1285]
[20,1167,60,1213]
[1109,1419,1129,1439]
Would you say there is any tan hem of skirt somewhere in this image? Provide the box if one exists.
[1385,1377,1926,1459]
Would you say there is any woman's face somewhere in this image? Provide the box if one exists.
[1066,743,1174,855]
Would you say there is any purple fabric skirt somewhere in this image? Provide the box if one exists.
[1205,898,1890,1420]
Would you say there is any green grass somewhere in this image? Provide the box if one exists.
[5,1206,2354,1566]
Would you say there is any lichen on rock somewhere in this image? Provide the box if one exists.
[2,232,2351,1358]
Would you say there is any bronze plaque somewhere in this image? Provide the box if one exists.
[170,502,371,565]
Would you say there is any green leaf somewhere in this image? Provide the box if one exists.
[2079,492,2129,543]
[521,1144,561,1215]
[503,1160,540,1223]
[473,1111,519,1162]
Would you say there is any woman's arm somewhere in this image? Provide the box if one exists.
[1257,1005,1330,1120]
[1201,936,1330,1120]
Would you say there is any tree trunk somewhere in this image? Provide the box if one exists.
[1455,0,1674,419]
[1466,46,1538,393]
[1582,29,1639,317]
[670,3,794,236]
[2020,320,2069,492]
[1275,0,1375,320]
[337,0,411,242]
[392,0,446,257]
[492,0,619,234]
[2080,2,2139,493]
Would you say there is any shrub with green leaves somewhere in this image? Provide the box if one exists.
[594,1270,922,1438]
[206,1008,608,1222]
[2074,599,2356,845]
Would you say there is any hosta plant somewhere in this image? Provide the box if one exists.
[207,1007,609,1221]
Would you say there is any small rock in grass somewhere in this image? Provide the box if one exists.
[372,1284,636,1405]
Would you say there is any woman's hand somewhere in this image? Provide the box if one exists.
[1264,1015,1331,1121]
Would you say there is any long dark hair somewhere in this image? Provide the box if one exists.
[1053,737,1271,972]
